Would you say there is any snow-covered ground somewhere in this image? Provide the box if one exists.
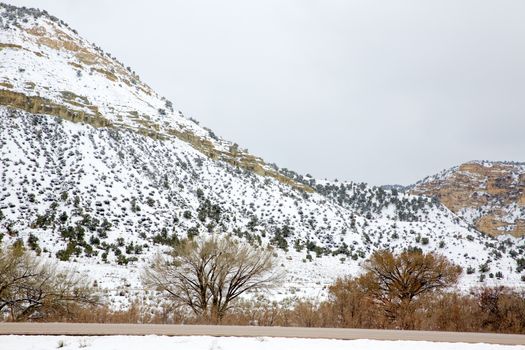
[1,336,524,350]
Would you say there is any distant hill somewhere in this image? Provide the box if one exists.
[411,161,525,238]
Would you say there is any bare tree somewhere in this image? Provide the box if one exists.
[143,235,280,323]
[358,249,461,328]
[0,244,97,321]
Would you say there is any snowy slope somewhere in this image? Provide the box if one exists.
[0,3,524,307]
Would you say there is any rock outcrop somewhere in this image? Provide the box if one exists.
[411,161,525,237]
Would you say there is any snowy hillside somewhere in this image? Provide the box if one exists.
[0,3,524,306]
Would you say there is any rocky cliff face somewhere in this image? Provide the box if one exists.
[411,161,525,237]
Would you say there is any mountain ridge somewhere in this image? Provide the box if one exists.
[0,3,524,306]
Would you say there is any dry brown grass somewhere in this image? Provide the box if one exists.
[21,286,524,335]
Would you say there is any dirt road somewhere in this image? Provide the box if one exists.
[1,323,524,345]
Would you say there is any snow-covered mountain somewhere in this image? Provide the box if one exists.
[0,4,523,305]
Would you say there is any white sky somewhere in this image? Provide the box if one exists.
[4,0,525,185]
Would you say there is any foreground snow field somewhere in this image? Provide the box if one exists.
[1,336,524,350]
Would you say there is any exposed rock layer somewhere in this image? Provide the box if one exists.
[411,161,525,237]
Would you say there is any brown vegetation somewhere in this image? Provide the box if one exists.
[3,245,525,334]
[358,250,462,328]
[50,285,525,334]
[142,236,279,323]
[0,244,97,321]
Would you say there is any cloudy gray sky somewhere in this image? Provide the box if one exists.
[5,0,525,185]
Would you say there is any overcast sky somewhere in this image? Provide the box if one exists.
[5,0,525,185]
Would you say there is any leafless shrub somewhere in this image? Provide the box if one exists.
[0,244,97,321]
[357,249,461,328]
[143,235,280,323]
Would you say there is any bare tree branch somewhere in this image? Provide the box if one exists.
[143,235,280,323]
